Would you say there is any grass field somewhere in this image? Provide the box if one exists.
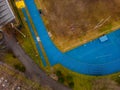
[53,64,120,90]
[35,0,120,52]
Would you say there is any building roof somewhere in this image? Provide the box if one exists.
[0,0,15,28]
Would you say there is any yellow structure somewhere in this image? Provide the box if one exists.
[15,0,25,8]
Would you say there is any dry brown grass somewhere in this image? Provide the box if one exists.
[92,78,120,90]
[35,0,120,52]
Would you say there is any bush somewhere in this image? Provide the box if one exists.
[56,70,65,83]
[68,82,74,88]
[56,70,62,77]
[115,77,120,84]
[14,64,26,72]
[58,76,65,83]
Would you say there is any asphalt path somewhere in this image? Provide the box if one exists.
[4,30,71,90]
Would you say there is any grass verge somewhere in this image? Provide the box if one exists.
[52,64,120,90]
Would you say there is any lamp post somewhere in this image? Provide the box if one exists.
[11,23,26,38]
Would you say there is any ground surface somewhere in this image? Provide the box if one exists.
[0,62,41,90]
[7,1,120,90]
[36,0,120,51]
[4,29,71,90]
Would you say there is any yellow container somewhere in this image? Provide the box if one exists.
[15,0,25,8]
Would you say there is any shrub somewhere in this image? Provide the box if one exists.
[56,70,62,77]
[58,76,65,83]
[68,82,74,88]
[14,64,25,72]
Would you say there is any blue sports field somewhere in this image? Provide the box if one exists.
[65,30,120,64]
[22,8,46,66]
[24,0,120,75]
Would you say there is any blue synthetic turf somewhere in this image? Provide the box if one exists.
[24,0,120,75]
[22,8,46,66]
[65,31,120,64]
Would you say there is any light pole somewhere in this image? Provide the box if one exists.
[11,23,26,38]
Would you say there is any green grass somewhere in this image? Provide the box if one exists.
[53,64,120,90]
[3,52,25,72]
[53,64,94,90]
[3,53,21,67]
[13,8,44,68]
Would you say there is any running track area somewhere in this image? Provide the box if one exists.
[24,0,120,75]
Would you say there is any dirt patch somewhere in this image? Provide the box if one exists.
[36,0,120,52]
[92,78,120,90]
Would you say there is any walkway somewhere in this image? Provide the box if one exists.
[24,0,120,75]
[4,30,71,90]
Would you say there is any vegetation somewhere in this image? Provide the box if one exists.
[12,7,45,68]
[114,77,120,85]
[53,65,93,90]
[14,64,26,72]
[10,0,51,68]
[52,64,120,90]
[55,70,74,88]
[56,70,65,83]
[2,52,25,72]
[10,0,24,25]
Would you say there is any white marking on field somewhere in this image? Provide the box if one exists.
[96,54,112,59]
[36,36,41,42]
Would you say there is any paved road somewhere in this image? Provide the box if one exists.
[4,30,71,90]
